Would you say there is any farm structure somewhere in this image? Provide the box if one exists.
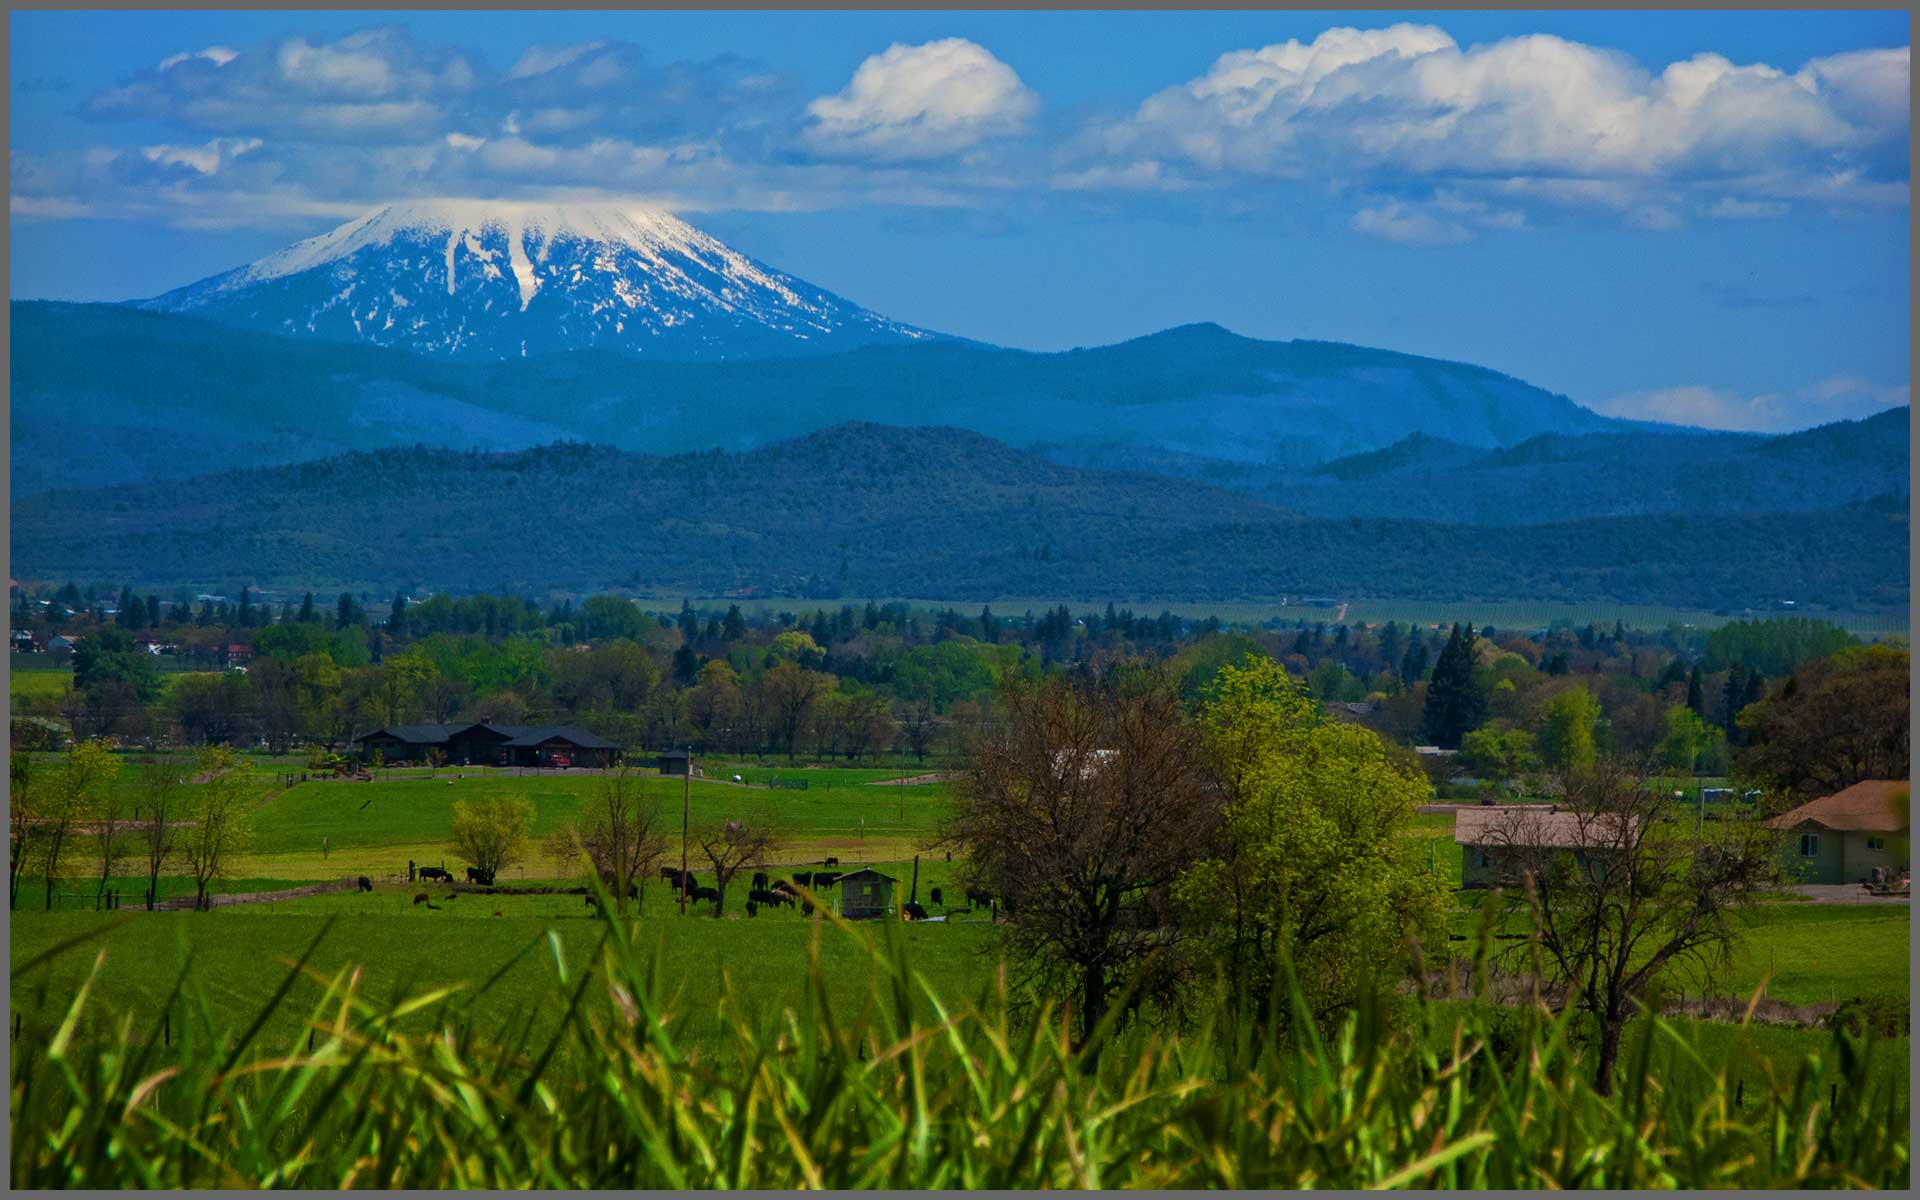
[356,718,621,768]
[656,749,696,776]
[836,868,899,920]
[1453,805,1640,889]
[1763,779,1911,885]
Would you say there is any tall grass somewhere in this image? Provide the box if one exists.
[10,894,1909,1189]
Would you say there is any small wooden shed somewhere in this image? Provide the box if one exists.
[836,868,898,920]
[656,749,694,776]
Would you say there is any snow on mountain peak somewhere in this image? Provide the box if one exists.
[141,199,932,360]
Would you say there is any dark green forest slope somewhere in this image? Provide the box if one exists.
[11,424,1906,612]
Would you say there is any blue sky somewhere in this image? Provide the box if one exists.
[10,9,1910,430]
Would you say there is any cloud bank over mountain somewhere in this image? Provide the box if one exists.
[17,22,1905,237]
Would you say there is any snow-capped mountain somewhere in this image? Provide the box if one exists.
[139,200,936,360]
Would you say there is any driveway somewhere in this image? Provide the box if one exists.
[1790,883,1911,905]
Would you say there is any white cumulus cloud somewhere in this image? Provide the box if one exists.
[1075,25,1910,227]
[805,38,1037,161]
[1595,377,1910,432]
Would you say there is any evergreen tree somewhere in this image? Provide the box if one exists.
[1685,665,1706,716]
[389,592,408,636]
[237,587,254,628]
[672,642,700,683]
[678,600,699,639]
[336,592,357,629]
[1721,663,1751,736]
[1399,631,1430,683]
[722,604,746,641]
[298,593,316,624]
[979,606,996,642]
[117,586,140,630]
[1422,624,1486,749]
[1378,622,1404,672]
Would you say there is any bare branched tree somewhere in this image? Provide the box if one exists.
[695,813,778,917]
[552,768,670,915]
[1480,761,1780,1094]
[9,751,38,911]
[943,664,1220,1044]
[138,756,185,910]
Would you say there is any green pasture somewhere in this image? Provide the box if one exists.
[8,665,224,704]
[12,899,1903,1106]
[10,905,999,1065]
[241,769,952,870]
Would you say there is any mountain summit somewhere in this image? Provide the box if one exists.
[138,199,935,360]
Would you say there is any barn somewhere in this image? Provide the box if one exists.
[1762,780,1911,884]
[836,868,899,920]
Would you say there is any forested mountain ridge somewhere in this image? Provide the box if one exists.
[12,300,1626,495]
[10,423,1906,613]
[1041,408,1910,523]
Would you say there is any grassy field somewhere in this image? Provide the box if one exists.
[238,767,952,878]
[10,759,1909,1123]
[8,665,225,704]
[10,903,999,1065]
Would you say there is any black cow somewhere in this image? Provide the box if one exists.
[903,901,929,921]
[418,866,453,883]
[466,866,494,886]
[356,876,373,893]
[772,879,798,897]
[964,885,993,910]
[691,885,719,904]
[801,899,816,917]
[791,871,814,887]
[748,888,793,908]
[751,871,769,891]
[813,871,842,888]
[929,886,943,907]
[585,894,600,909]
[824,856,839,867]
[412,892,429,906]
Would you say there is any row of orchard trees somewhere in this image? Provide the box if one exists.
[8,744,253,912]
[944,656,1785,1097]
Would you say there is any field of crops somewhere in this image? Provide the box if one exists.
[689,595,1909,637]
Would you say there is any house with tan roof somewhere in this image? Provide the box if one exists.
[1762,779,1910,885]
[1453,805,1641,889]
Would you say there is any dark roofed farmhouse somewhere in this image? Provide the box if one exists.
[357,719,621,768]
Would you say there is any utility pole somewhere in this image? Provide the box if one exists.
[679,746,691,915]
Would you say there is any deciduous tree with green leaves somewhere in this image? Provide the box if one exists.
[1538,686,1602,773]
[450,794,534,881]
[1181,657,1447,1027]
[181,747,254,911]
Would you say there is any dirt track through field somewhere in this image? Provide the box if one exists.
[153,879,360,910]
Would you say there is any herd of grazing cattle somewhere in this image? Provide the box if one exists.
[366,859,1007,919]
